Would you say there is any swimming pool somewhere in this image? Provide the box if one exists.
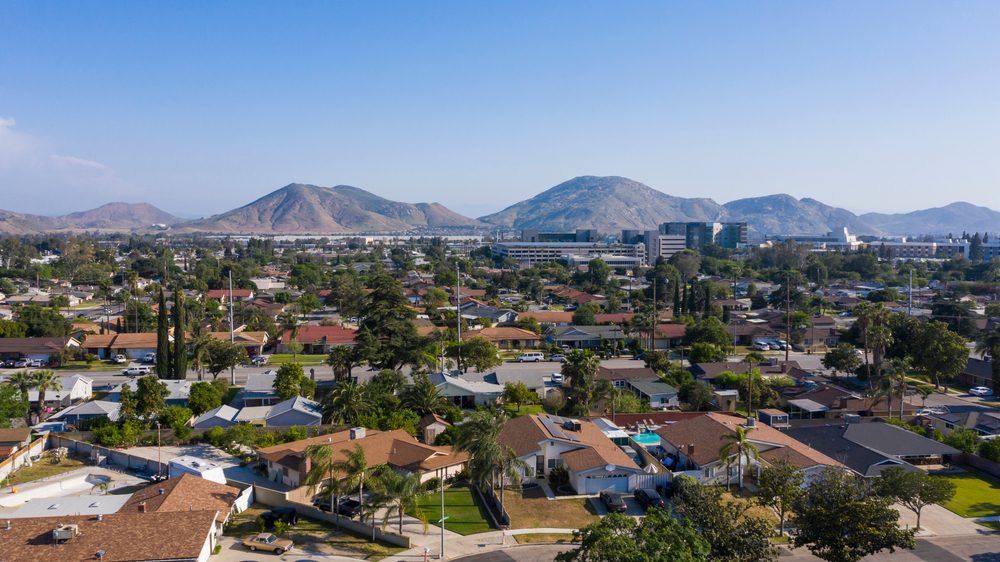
[631,432,661,447]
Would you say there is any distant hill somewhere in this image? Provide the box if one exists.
[861,202,1000,236]
[479,176,723,231]
[721,195,881,236]
[0,203,180,234]
[180,183,483,233]
[478,176,879,236]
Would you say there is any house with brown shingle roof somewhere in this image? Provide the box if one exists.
[122,473,243,532]
[257,428,468,498]
[467,326,541,349]
[499,414,645,494]
[654,412,844,488]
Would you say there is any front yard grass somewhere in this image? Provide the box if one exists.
[414,485,493,535]
[267,353,328,366]
[505,487,599,529]
[937,468,1000,518]
[4,452,87,486]
[225,504,405,561]
[503,404,547,418]
[514,533,576,544]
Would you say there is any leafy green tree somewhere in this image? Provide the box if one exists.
[326,345,361,381]
[0,384,28,427]
[4,370,35,425]
[556,510,710,562]
[874,467,956,530]
[322,380,370,425]
[684,316,732,352]
[792,468,914,562]
[672,475,777,562]
[273,362,306,400]
[979,438,1000,463]
[756,459,803,535]
[502,381,537,412]
[159,405,193,438]
[401,373,448,416]
[15,304,71,337]
[447,336,502,373]
[943,427,979,454]
[679,381,714,411]
[0,318,27,338]
[822,344,862,376]
[203,339,248,380]
[135,375,169,418]
[607,388,650,414]
[357,273,427,370]
[118,384,139,424]
[572,302,600,326]
[187,381,222,415]
[688,342,726,364]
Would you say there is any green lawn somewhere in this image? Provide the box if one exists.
[938,468,1000,518]
[414,485,493,536]
[268,353,328,366]
[504,404,546,417]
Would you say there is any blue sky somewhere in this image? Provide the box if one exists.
[2,1,1000,217]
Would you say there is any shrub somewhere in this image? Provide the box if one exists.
[548,466,570,486]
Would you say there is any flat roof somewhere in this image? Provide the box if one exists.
[788,399,830,413]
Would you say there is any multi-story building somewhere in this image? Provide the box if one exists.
[660,222,748,250]
[771,227,862,251]
[493,241,646,267]
[870,239,969,260]
[622,230,687,262]
[520,229,599,243]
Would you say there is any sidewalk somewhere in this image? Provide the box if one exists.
[382,528,577,561]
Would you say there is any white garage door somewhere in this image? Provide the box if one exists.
[582,476,629,494]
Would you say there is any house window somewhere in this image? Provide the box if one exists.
[547,459,563,469]
[614,380,626,388]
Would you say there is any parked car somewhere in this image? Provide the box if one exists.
[753,341,770,352]
[122,366,152,376]
[549,372,564,383]
[517,352,544,363]
[260,507,298,526]
[336,498,362,518]
[634,488,665,510]
[242,533,293,554]
[549,354,566,363]
[251,355,270,366]
[970,386,994,397]
[599,491,627,513]
[0,359,15,368]
[142,352,156,364]
[112,354,129,364]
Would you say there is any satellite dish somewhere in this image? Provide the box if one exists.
[605,464,615,472]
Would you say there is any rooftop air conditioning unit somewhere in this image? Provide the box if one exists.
[52,524,79,542]
[350,427,366,440]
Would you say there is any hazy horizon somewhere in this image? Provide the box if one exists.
[3,2,1000,217]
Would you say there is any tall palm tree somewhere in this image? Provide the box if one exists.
[189,332,214,381]
[323,380,370,425]
[4,370,35,425]
[401,374,448,416]
[719,426,760,490]
[332,444,374,521]
[31,370,61,422]
[454,409,526,513]
[303,444,343,525]
[327,346,359,382]
[976,327,1000,392]
[371,469,426,534]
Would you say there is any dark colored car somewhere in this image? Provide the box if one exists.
[599,491,627,513]
[313,497,362,518]
[260,507,298,526]
[634,488,665,510]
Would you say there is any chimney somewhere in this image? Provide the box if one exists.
[96,514,103,522]
[4,520,10,531]
[138,501,146,513]
[158,488,165,495]
[686,444,695,455]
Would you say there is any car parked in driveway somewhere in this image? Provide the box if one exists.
[122,366,152,376]
[260,507,298,526]
[599,491,627,513]
[634,488,665,510]
[313,497,362,517]
[242,533,293,554]
[970,386,994,397]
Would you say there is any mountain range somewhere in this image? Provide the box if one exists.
[1,176,998,237]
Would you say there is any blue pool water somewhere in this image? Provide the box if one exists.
[631,432,661,446]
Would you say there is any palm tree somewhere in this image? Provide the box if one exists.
[323,380,370,425]
[371,469,426,534]
[976,327,1000,392]
[303,444,344,525]
[332,444,374,521]
[91,481,110,495]
[4,370,35,425]
[401,374,448,416]
[743,351,767,415]
[189,332,214,381]
[31,370,61,422]
[719,426,760,490]
[454,409,526,513]
[327,346,359,382]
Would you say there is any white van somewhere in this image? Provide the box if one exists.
[517,352,545,363]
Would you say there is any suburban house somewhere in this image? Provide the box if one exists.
[232,396,323,427]
[83,332,168,360]
[107,379,193,407]
[50,400,121,427]
[0,337,80,363]
[924,405,1000,437]
[779,382,920,418]
[428,372,503,409]
[595,367,679,410]
[958,357,993,389]
[122,473,244,533]
[205,288,255,303]
[207,330,269,357]
[278,325,357,354]
[457,300,517,325]
[690,360,809,386]
[0,428,33,459]
[499,414,645,494]
[468,326,541,349]
[15,374,93,409]
[192,405,241,429]
[639,324,687,350]
[257,428,468,501]
[234,372,282,407]
[1,510,221,562]
[516,310,573,326]
[417,413,451,444]
[655,412,844,487]
[545,325,628,349]
[785,422,959,477]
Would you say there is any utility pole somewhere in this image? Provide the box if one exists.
[455,263,461,373]
[785,272,791,363]
[439,473,447,559]
[651,276,657,352]
[229,270,236,385]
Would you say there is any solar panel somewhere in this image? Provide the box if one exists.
[540,414,581,442]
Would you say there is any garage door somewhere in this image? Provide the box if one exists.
[582,476,629,494]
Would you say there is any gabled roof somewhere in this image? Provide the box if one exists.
[785,424,920,477]
[122,473,240,522]
[281,325,357,345]
[471,326,541,342]
[655,412,843,470]
[0,428,32,443]
[0,337,79,354]
[109,379,191,402]
[499,414,641,474]
[596,366,657,381]
[192,404,239,425]
[50,400,120,421]
[428,372,503,397]
[266,396,323,420]
[627,379,678,397]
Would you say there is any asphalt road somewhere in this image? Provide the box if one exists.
[781,535,1000,561]
[452,545,574,562]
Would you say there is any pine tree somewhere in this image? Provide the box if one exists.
[172,288,186,379]
[156,288,171,379]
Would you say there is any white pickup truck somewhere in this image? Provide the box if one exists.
[122,366,152,376]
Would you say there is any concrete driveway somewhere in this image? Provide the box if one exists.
[215,537,367,562]
[893,504,992,537]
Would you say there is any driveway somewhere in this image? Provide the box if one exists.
[893,504,992,537]
[215,537,367,562]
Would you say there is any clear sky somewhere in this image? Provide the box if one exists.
[2,1,1000,218]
